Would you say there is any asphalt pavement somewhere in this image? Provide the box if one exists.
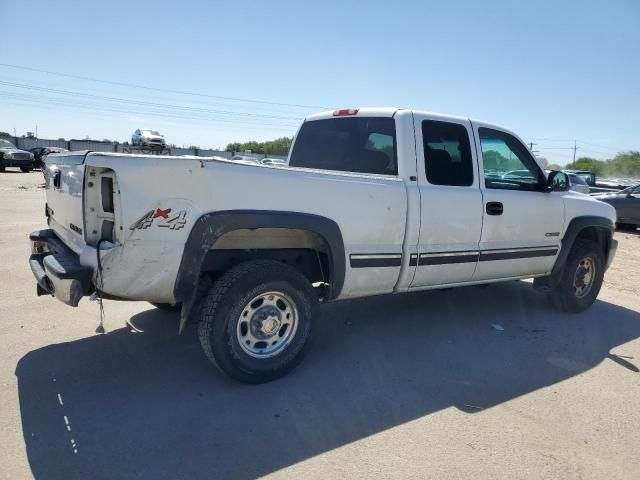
[1,171,639,479]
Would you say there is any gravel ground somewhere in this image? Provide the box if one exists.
[0,170,639,480]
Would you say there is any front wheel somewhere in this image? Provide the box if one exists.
[20,167,32,173]
[197,260,318,384]
[547,239,604,313]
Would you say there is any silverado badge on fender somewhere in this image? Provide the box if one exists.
[130,208,187,231]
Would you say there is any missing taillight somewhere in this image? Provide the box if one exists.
[101,177,114,213]
[101,220,114,243]
[85,168,119,247]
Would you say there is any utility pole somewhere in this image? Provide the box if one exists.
[529,142,536,151]
[572,140,578,163]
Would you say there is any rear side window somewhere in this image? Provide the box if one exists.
[422,120,474,186]
[289,117,397,175]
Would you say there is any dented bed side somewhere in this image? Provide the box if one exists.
[42,150,409,305]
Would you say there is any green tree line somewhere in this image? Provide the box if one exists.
[565,151,640,178]
[225,137,292,156]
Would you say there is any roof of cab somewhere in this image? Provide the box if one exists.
[304,107,516,138]
[305,107,404,121]
[305,107,469,124]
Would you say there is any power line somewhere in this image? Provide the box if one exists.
[0,80,304,122]
[3,72,315,116]
[574,139,621,151]
[0,94,299,132]
[536,147,576,150]
[0,99,297,137]
[525,136,626,153]
[0,63,330,110]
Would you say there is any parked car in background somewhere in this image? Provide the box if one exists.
[230,154,261,163]
[594,184,640,229]
[29,147,44,161]
[30,147,68,170]
[131,129,166,148]
[0,139,34,172]
[566,173,590,194]
[566,170,596,186]
[260,158,287,167]
[544,170,590,194]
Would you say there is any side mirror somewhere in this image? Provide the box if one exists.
[546,171,570,192]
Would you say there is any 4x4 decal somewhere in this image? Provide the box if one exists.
[130,208,187,231]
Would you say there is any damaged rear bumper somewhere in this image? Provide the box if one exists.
[29,229,94,306]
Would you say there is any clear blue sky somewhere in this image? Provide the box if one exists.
[1,0,638,164]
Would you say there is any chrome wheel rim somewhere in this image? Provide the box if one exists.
[236,291,299,358]
[573,256,596,298]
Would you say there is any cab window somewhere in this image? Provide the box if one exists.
[422,120,473,186]
[479,127,543,191]
[289,117,397,175]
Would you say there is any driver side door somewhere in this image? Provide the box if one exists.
[471,122,565,281]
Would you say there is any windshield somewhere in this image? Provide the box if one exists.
[142,130,161,136]
[0,139,16,149]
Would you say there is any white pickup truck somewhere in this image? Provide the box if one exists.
[29,108,618,383]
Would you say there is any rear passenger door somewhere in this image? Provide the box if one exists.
[410,114,483,287]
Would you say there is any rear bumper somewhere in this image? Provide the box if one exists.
[29,229,94,306]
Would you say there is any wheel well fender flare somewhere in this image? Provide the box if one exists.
[551,215,614,275]
[174,210,345,331]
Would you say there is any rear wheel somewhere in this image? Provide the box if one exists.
[20,167,31,173]
[198,260,317,384]
[547,239,604,313]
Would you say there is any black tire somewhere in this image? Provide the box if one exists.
[0,163,5,173]
[150,302,181,312]
[198,260,318,384]
[547,239,604,313]
[20,167,32,173]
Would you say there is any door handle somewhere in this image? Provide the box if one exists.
[486,201,503,215]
